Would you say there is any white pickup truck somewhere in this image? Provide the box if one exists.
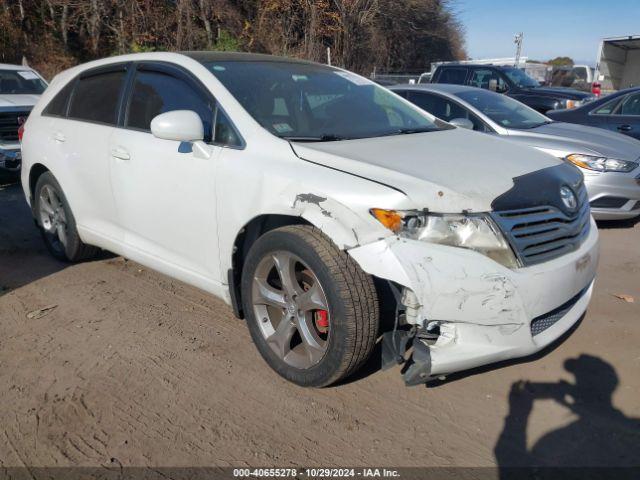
[0,64,47,174]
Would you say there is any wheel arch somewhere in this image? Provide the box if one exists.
[29,163,50,202]
[229,214,313,319]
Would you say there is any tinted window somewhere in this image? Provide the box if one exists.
[0,69,46,94]
[437,68,468,85]
[214,108,241,146]
[126,70,213,139]
[501,67,539,88]
[408,91,487,132]
[203,61,441,140]
[469,69,507,92]
[592,97,622,115]
[619,93,640,115]
[457,89,549,129]
[68,70,126,124]
[43,80,75,117]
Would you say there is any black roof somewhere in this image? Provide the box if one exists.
[181,51,321,66]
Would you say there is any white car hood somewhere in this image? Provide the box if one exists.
[0,94,40,108]
[291,128,561,212]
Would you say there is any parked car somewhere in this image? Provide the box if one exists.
[0,64,47,175]
[430,63,595,114]
[547,87,640,141]
[21,52,598,387]
[393,84,640,220]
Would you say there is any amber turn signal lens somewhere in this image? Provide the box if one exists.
[370,208,403,233]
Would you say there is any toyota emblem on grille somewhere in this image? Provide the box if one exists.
[560,186,577,211]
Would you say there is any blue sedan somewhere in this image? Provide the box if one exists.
[546,87,640,141]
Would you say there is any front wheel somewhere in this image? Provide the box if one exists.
[241,225,379,387]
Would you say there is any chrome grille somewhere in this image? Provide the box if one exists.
[491,185,591,266]
[0,110,30,143]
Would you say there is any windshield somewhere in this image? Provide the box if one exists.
[203,61,442,141]
[502,68,539,88]
[457,89,549,129]
[0,69,46,94]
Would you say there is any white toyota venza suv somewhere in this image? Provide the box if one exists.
[21,52,599,387]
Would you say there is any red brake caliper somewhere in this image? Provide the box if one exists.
[316,310,329,329]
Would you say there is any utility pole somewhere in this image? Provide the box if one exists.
[327,47,332,66]
[514,32,524,67]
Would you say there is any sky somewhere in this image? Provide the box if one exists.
[457,0,640,65]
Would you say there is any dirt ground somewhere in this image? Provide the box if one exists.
[0,179,639,470]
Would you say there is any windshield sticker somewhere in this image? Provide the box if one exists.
[273,123,294,134]
[334,71,370,86]
[292,74,308,82]
[212,65,226,71]
[17,70,39,80]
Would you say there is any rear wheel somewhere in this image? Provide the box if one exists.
[34,172,97,262]
[241,225,379,387]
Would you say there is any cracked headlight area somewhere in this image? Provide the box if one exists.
[370,209,520,268]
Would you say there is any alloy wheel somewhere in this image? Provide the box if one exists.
[252,251,331,369]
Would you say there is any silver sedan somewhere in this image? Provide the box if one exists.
[392,83,640,220]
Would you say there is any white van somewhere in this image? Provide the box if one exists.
[20,52,599,386]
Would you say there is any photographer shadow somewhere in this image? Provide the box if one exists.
[495,355,640,475]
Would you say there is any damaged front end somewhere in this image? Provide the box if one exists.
[349,223,599,386]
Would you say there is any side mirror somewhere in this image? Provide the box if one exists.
[151,110,204,142]
[450,118,474,130]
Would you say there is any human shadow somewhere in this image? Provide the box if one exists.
[495,355,640,478]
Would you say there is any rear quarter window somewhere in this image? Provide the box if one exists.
[43,80,75,117]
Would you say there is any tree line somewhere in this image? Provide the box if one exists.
[1,0,466,80]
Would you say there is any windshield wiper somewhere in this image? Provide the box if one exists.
[282,134,348,142]
[379,127,438,137]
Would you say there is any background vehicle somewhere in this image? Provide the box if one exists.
[549,64,598,94]
[430,63,595,113]
[547,87,640,141]
[595,35,640,93]
[0,64,47,175]
[21,52,598,387]
[393,83,640,220]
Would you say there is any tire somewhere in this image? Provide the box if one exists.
[241,225,379,387]
[34,172,98,262]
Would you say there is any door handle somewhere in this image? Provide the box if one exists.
[111,148,130,160]
[53,132,66,143]
[617,124,632,132]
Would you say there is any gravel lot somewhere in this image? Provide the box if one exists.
[1,179,638,471]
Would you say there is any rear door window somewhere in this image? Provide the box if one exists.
[436,68,468,85]
[125,69,213,140]
[68,69,127,125]
[408,91,489,132]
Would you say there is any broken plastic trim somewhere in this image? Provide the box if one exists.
[379,283,433,386]
[381,327,433,386]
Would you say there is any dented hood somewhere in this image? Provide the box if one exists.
[290,128,561,212]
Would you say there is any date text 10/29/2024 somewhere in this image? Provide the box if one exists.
[233,468,401,478]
